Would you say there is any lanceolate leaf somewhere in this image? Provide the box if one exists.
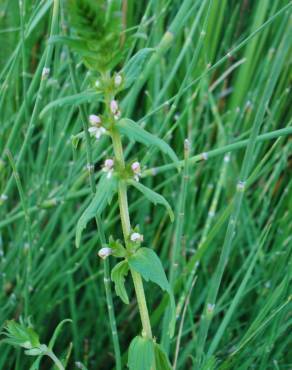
[48,319,72,350]
[154,343,172,370]
[116,119,178,164]
[128,179,174,222]
[128,336,154,370]
[128,248,176,337]
[75,176,117,248]
[122,48,154,88]
[111,260,130,304]
[40,91,100,118]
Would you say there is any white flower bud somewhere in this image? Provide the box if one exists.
[114,74,122,87]
[1,194,8,201]
[89,114,101,125]
[98,247,112,259]
[130,232,143,242]
[207,303,215,313]
[95,80,101,88]
[42,67,50,79]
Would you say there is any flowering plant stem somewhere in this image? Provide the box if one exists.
[46,349,65,370]
[111,126,153,339]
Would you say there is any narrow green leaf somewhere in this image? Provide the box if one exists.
[128,179,174,222]
[71,131,85,149]
[75,176,117,248]
[128,248,176,336]
[153,343,172,370]
[116,119,178,164]
[128,336,154,370]
[122,48,154,88]
[40,91,100,119]
[49,35,86,51]
[48,319,72,350]
[111,260,130,304]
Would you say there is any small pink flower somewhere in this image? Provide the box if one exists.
[131,161,141,181]
[89,114,101,125]
[102,159,114,178]
[88,115,106,140]
[110,100,119,114]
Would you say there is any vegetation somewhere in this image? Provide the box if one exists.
[0,0,291,369]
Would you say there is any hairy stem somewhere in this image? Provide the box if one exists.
[111,127,152,339]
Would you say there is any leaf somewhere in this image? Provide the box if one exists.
[49,35,92,55]
[128,336,154,370]
[122,48,154,88]
[71,132,85,150]
[128,248,176,336]
[29,358,42,370]
[111,261,130,304]
[48,319,72,350]
[40,91,100,119]
[75,175,117,248]
[128,180,174,222]
[154,343,172,370]
[108,237,127,258]
[1,321,40,349]
[116,119,178,164]
[24,347,44,356]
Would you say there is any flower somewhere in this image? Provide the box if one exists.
[114,74,122,87]
[207,303,215,314]
[131,161,141,181]
[89,114,101,125]
[110,100,118,114]
[102,158,114,179]
[130,232,143,243]
[110,100,121,120]
[88,115,106,140]
[98,247,112,259]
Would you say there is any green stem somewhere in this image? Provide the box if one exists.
[63,13,121,365]
[46,349,65,370]
[111,127,152,339]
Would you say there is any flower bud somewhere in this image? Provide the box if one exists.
[110,100,119,114]
[131,161,141,181]
[102,159,114,178]
[130,232,143,243]
[104,158,114,169]
[89,114,101,125]
[114,74,122,87]
[98,247,112,259]
[131,161,140,173]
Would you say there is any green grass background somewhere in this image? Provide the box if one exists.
[0,0,291,369]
